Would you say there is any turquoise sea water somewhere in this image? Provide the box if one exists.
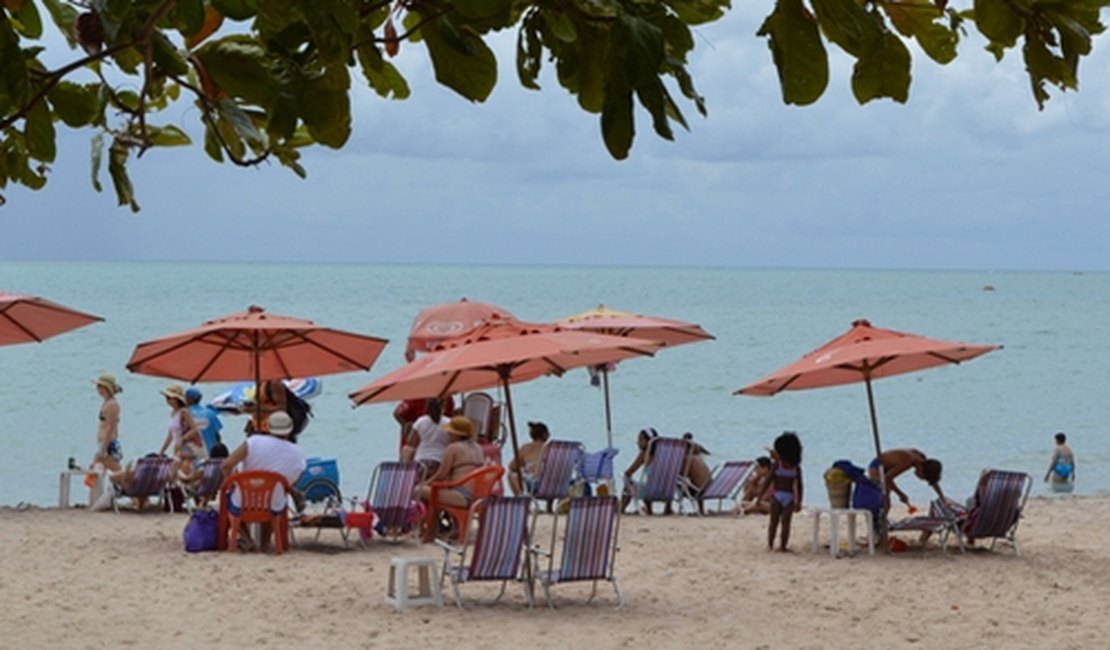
[3,262,1107,507]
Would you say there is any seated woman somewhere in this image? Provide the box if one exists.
[681,432,713,515]
[620,428,669,515]
[507,421,550,496]
[415,416,485,532]
[735,456,773,515]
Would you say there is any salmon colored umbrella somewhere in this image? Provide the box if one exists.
[0,292,103,346]
[405,298,516,361]
[351,319,664,489]
[735,319,1000,522]
[558,305,714,446]
[127,305,389,425]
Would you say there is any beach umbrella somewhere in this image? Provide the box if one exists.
[557,305,714,446]
[209,377,322,412]
[735,319,1000,517]
[405,298,516,361]
[0,291,102,346]
[350,319,664,489]
[126,305,388,425]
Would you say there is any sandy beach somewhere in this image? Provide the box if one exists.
[2,493,1107,649]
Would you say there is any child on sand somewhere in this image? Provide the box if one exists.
[763,432,803,551]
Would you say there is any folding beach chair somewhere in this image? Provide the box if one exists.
[289,475,347,547]
[438,496,534,608]
[531,495,623,608]
[110,455,176,513]
[682,460,756,515]
[347,461,422,545]
[960,469,1033,555]
[185,459,224,511]
[889,497,966,554]
[629,437,689,515]
[578,447,620,497]
[529,440,584,513]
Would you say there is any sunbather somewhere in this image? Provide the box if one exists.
[507,420,549,496]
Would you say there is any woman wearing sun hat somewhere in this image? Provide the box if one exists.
[415,415,485,510]
[157,384,205,476]
[90,373,124,474]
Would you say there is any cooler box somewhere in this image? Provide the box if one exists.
[297,457,340,502]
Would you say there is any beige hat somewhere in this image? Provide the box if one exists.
[160,384,188,404]
[267,411,295,438]
[441,415,475,439]
[93,373,122,395]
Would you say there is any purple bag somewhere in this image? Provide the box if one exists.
[183,509,219,552]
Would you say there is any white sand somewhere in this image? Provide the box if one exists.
[1,495,1105,649]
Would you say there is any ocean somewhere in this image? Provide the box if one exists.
[3,262,1106,507]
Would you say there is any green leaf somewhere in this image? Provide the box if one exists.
[0,18,30,106]
[356,42,411,100]
[41,0,79,47]
[452,0,515,30]
[974,0,1024,46]
[203,122,224,161]
[550,11,578,43]
[194,36,277,107]
[212,0,257,21]
[667,0,731,25]
[516,16,543,90]
[758,0,830,105]
[25,100,56,163]
[423,17,497,102]
[107,138,139,212]
[11,0,44,38]
[811,0,884,58]
[884,0,958,64]
[47,81,103,127]
[90,132,104,192]
[147,125,192,147]
[169,0,206,38]
[612,16,664,87]
[601,83,634,159]
[851,31,911,103]
[297,64,351,148]
[217,96,266,149]
[152,32,190,78]
[635,78,675,140]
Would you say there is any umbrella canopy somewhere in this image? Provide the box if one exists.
[0,291,102,346]
[209,377,322,412]
[735,319,1000,522]
[127,305,388,425]
[405,298,516,360]
[557,305,715,446]
[350,319,664,488]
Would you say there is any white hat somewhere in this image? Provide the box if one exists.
[268,411,295,437]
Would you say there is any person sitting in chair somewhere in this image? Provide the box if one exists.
[508,421,549,496]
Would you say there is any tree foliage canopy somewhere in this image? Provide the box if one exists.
[1,0,1106,210]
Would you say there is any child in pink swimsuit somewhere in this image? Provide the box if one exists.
[765,432,803,552]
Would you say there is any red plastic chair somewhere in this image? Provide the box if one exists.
[425,465,505,543]
[218,470,293,554]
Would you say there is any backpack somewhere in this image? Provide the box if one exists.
[283,386,312,435]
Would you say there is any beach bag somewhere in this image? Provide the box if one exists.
[183,509,219,552]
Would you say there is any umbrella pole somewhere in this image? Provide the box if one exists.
[602,366,613,448]
[864,375,889,543]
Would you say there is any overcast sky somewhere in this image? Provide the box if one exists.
[3,5,1109,271]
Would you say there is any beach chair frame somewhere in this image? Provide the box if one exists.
[438,496,534,609]
[112,455,176,513]
[681,460,756,515]
[630,437,689,515]
[961,469,1033,555]
[530,495,623,609]
[528,440,584,512]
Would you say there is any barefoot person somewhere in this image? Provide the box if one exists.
[415,416,485,541]
[868,448,947,513]
[763,432,803,551]
[90,374,123,473]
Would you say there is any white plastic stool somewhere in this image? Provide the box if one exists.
[810,507,875,558]
[385,557,444,609]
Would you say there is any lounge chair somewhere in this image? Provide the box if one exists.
[628,436,689,515]
[889,498,966,554]
[349,461,422,545]
[530,495,623,608]
[438,495,534,608]
[426,464,505,543]
[219,470,293,554]
[289,475,348,547]
[107,455,177,513]
[577,447,620,497]
[528,440,584,512]
[960,469,1033,555]
[682,460,756,515]
[185,459,224,511]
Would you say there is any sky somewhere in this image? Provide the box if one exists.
[3,5,1110,271]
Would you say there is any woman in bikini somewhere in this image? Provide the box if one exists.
[91,373,124,474]
[763,431,803,552]
[416,415,485,509]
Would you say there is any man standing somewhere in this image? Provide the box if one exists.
[186,387,223,454]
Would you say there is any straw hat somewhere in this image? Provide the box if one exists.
[441,415,475,439]
[267,411,295,438]
[92,373,122,395]
[160,384,188,404]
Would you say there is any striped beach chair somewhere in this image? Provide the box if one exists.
[354,461,421,544]
[529,440,584,512]
[684,460,756,515]
[961,469,1033,555]
[532,495,623,608]
[112,455,176,513]
[439,496,534,608]
[186,459,225,510]
[631,436,689,515]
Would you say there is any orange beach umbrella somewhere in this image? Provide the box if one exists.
[558,305,714,446]
[0,291,103,346]
[405,298,516,361]
[351,319,664,487]
[735,319,1000,501]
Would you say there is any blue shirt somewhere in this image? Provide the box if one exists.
[189,404,223,453]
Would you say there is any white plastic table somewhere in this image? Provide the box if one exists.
[809,507,875,558]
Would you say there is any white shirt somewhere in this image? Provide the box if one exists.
[412,415,450,464]
[230,434,307,511]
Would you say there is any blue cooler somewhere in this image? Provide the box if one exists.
[296,457,340,502]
